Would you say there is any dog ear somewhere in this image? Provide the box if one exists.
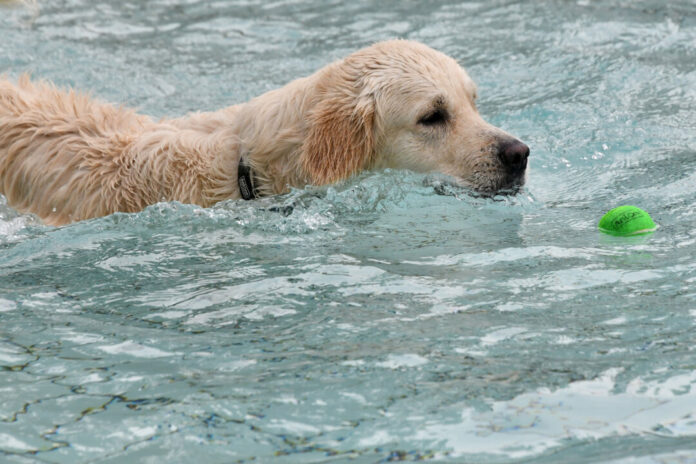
[300,71,375,185]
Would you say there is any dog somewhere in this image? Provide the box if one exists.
[0,40,529,226]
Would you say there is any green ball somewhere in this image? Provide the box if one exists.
[598,205,657,236]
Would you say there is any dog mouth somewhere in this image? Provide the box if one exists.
[494,172,526,193]
[427,171,526,197]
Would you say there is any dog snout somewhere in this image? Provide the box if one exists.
[497,139,529,175]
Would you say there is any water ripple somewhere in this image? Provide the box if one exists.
[1,0,696,462]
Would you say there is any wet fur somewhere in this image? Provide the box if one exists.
[0,40,521,225]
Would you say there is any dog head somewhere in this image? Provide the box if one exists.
[301,40,529,193]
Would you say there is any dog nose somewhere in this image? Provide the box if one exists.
[497,140,529,174]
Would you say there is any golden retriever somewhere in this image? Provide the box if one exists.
[0,40,529,226]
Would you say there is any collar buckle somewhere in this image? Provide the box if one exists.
[238,157,259,200]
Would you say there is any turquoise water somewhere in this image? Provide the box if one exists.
[2,0,696,462]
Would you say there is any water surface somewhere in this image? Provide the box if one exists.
[1,1,696,462]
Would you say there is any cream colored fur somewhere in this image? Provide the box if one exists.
[0,40,523,225]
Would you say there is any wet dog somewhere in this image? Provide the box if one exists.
[0,40,528,225]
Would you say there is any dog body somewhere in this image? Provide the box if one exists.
[0,40,528,225]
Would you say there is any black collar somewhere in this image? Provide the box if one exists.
[237,156,259,200]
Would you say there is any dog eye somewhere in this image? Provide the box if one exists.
[418,109,448,126]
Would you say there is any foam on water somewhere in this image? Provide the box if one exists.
[1,0,696,462]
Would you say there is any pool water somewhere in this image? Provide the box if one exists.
[2,0,696,462]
